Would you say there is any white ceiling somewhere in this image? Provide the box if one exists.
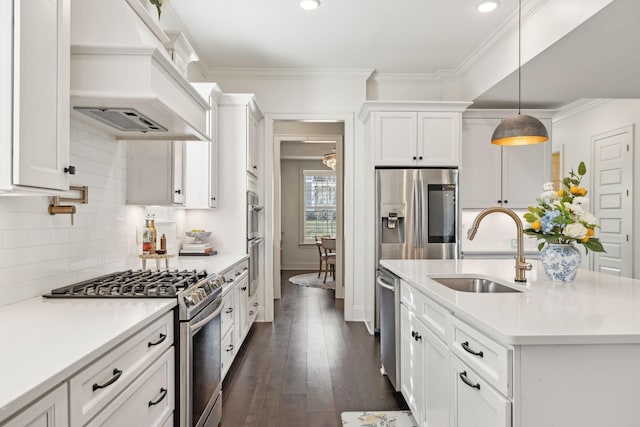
[168,0,518,74]
[168,0,640,108]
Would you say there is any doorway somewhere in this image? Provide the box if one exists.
[277,127,343,299]
[260,116,351,325]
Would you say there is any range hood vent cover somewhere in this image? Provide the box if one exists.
[74,107,168,133]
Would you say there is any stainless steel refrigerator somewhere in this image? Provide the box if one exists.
[376,167,459,391]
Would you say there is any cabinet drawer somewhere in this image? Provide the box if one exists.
[87,349,174,427]
[70,311,174,426]
[452,356,511,427]
[450,316,512,397]
[400,281,449,343]
[249,296,259,324]
[221,289,234,337]
[221,327,235,380]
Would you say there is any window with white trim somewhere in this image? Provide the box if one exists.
[301,170,336,244]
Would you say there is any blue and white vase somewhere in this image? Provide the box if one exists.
[540,243,582,282]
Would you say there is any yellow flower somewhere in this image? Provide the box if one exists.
[578,188,587,196]
[570,185,579,195]
[581,236,589,243]
[557,189,565,197]
[531,220,541,230]
[586,228,594,237]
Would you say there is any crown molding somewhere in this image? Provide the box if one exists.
[204,67,374,81]
[552,99,613,123]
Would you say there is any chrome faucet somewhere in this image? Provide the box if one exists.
[467,207,532,282]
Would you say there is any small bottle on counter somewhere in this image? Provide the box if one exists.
[142,216,152,254]
[150,215,157,253]
[160,234,166,251]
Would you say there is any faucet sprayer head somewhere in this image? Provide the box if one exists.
[467,227,478,240]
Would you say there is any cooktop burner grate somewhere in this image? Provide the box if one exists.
[45,269,207,298]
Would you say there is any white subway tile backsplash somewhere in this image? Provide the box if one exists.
[0,120,142,307]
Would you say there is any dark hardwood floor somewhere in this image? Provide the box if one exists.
[220,270,408,427]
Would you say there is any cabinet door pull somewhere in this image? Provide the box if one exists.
[92,368,123,391]
[253,302,259,307]
[497,200,502,204]
[412,156,417,160]
[64,166,76,175]
[418,156,423,160]
[414,333,422,341]
[461,341,484,357]
[147,333,167,347]
[226,345,234,352]
[225,307,234,314]
[459,371,481,390]
[503,200,508,204]
[241,286,247,291]
[175,189,182,194]
[411,330,417,338]
[148,388,168,407]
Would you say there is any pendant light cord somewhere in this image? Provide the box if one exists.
[518,0,522,115]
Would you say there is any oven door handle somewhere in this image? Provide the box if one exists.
[190,300,225,332]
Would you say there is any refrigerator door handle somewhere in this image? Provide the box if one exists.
[416,177,424,257]
[412,178,421,254]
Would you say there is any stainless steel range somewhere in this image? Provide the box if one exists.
[44,269,226,427]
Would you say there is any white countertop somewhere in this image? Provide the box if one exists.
[0,297,176,423]
[0,252,248,423]
[380,259,640,346]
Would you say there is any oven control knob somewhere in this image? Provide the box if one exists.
[183,295,194,306]
[198,288,208,299]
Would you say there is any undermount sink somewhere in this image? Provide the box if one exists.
[430,276,522,293]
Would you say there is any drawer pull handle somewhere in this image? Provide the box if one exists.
[241,286,247,291]
[459,371,481,390]
[225,307,234,314]
[253,302,259,307]
[249,310,254,315]
[148,333,167,347]
[92,368,122,391]
[226,345,234,352]
[148,388,168,407]
[461,341,484,358]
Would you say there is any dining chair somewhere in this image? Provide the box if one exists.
[321,237,336,283]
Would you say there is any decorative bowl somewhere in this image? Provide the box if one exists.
[185,231,211,243]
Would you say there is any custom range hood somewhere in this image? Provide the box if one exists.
[70,0,210,141]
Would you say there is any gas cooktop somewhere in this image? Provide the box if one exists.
[44,269,208,298]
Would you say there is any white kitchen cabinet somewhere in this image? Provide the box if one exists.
[69,311,174,426]
[461,111,553,208]
[127,140,186,206]
[3,383,68,427]
[187,83,223,209]
[1,0,71,193]
[400,304,423,420]
[220,287,235,380]
[358,102,471,167]
[85,349,174,427]
[234,273,250,344]
[400,287,450,427]
[452,356,511,427]
[247,109,260,176]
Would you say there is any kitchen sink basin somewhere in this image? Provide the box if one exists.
[430,276,522,293]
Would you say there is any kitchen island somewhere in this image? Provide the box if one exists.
[381,258,640,427]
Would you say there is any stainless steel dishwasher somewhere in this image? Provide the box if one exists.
[377,267,401,391]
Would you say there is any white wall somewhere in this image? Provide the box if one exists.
[552,99,640,279]
[0,120,143,307]
[280,159,325,270]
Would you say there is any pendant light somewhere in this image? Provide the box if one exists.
[491,0,548,146]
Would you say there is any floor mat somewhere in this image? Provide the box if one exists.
[288,272,335,289]
[341,411,417,427]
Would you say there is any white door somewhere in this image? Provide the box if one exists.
[591,125,633,277]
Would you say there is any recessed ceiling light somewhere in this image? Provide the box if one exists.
[300,0,320,10]
[477,1,499,12]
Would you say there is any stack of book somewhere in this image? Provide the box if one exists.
[179,242,217,256]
